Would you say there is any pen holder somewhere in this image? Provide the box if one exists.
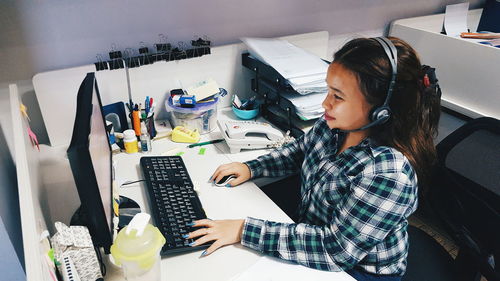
[143,113,157,138]
[232,105,259,120]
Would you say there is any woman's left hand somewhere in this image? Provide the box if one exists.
[185,219,245,257]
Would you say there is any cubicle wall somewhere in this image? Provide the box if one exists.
[390,9,500,120]
[33,31,329,147]
[10,84,56,281]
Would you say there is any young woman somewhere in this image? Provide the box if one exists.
[184,37,441,280]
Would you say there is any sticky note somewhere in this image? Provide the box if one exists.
[198,148,206,155]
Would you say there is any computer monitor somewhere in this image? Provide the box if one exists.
[67,72,113,253]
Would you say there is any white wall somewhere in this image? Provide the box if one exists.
[0,0,485,83]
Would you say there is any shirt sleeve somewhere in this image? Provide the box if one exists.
[243,135,306,178]
[241,151,418,271]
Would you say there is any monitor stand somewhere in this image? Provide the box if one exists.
[70,196,141,231]
[117,195,141,230]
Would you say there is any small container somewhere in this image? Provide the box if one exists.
[232,106,259,120]
[123,129,139,154]
[140,122,152,153]
[165,96,218,134]
[111,213,165,281]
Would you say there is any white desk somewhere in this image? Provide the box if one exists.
[105,109,293,281]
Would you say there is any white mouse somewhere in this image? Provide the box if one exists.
[214,175,237,187]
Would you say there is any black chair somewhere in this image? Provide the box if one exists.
[403,224,459,281]
[429,117,500,281]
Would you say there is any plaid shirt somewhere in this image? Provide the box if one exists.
[242,118,418,276]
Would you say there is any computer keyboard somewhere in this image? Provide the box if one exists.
[140,156,210,255]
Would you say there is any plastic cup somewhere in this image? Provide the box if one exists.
[111,213,165,281]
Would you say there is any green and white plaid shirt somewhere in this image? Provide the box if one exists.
[242,118,418,276]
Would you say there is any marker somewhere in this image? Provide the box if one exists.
[132,104,141,136]
[187,139,225,148]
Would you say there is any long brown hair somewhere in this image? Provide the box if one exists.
[333,37,441,190]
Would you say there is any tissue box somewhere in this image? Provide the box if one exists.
[51,222,103,281]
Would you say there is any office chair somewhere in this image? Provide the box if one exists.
[429,117,500,281]
[403,224,459,281]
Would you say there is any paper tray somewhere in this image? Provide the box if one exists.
[263,105,316,138]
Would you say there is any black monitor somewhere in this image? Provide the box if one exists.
[67,72,113,253]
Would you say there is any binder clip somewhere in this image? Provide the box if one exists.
[94,54,108,71]
[108,44,125,70]
[108,59,124,70]
[155,34,172,61]
[191,36,211,47]
[138,42,154,65]
[124,48,140,68]
[191,35,211,57]
[171,42,188,60]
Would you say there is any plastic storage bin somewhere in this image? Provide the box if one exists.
[165,96,218,134]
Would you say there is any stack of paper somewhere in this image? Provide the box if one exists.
[242,37,328,120]
[280,91,326,120]
[242,38,328,94]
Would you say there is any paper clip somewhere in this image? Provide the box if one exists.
[20,103,31,121]
[27,126,40,151]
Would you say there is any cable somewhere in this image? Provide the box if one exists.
[120,179,146,188]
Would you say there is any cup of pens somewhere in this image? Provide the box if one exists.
[127,97,157,139]
[232,95,259,120]
[142,97,157,138]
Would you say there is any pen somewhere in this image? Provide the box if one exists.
[460,32,500,39]
[187,139,225,148]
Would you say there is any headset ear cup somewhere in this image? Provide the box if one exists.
[371,106,391,124]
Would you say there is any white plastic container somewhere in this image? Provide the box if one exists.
[123,129,138,154]
[110,213,165,281]
[165,96,218,134]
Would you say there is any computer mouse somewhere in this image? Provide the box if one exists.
[214,175,237,187]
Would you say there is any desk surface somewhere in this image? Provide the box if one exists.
[106,109,293,281]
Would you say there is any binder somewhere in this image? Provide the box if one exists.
[477,0,500,33]
[241,53,322,138]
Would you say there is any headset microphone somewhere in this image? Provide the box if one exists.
[340,37,398,133]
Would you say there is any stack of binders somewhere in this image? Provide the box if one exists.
[242,53,326,138]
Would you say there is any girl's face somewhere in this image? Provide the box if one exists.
[322,63,372,131]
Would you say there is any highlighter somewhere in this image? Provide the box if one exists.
[132,110,141,136]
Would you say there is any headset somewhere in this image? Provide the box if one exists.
[342,37,398,133]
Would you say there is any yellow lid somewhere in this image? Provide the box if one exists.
[111,213,165,270]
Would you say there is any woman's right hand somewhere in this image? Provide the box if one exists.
[210,162,251,187]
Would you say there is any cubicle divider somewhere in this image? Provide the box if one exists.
[390,9,499,120]
[10,84,56,281]
[32,31,329,148]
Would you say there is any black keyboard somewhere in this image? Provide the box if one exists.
[140,156,209,255]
